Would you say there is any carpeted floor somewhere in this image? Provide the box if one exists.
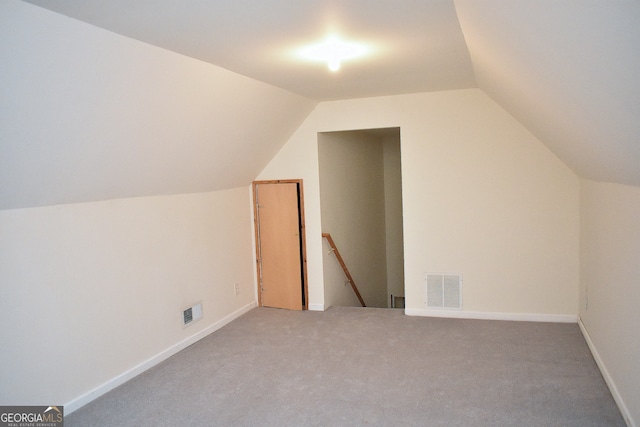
[67,307,625,426]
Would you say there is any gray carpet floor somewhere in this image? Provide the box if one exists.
[67,307,625,426]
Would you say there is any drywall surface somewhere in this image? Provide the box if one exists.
[0,0,315,210]
[0,187,255,407]
[456,0,640,187]
[258,89,579,315]
[579,179,640,426]
[382,135,405,302]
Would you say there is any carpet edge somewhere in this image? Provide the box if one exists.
[63,301,257,414]
[578,317,635,427]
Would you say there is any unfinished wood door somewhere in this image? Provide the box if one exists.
[254,181,305,310]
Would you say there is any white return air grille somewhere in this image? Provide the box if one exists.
[182,302,203,327]
[426,273,462,309]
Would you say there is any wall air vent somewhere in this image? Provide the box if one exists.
[182,302,203,327]
[426,273,462,309]
[183,307,193,325]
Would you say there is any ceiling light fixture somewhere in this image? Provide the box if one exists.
[299,36,369,72]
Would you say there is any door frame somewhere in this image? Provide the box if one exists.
[252,179,309,310]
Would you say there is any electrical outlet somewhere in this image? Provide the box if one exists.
[234,283,240,295]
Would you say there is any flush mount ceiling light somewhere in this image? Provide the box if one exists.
[298,36,370,72]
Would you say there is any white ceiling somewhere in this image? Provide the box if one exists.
[456,0,640,186]
[1,0,316,210]
[6,0,640,211]
[20,0,477,100]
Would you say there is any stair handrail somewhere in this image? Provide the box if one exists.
[322,233,366,307]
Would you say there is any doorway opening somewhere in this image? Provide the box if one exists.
[318,127,404,308]
[253,180,308,310]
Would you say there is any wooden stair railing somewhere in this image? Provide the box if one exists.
[322,233,366,307]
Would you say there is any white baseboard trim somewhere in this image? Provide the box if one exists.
[404,308,577,323]
[578,318,635,427]
[64,301,257,414]
[308,304,325,311]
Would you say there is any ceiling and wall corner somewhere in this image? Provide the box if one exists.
[3,2,639,421]
[0,0,317,210]
[18,0,477,100]
[3,0,640,211]
[454,0,640,187]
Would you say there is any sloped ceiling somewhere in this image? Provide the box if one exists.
[19,0,477,100]
[3,0,640,210]
[455,0,640,186]
[0,1,317,210]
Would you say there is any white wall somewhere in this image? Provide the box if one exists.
[318,131,388,308]
[0,188,256,410]
[258,89,580,316]
[579,180,640,426]
[456,0,640,187]
[321,237,363,308]
[0,0,315,210]
[383,134,404,302]
[1,1,317,410]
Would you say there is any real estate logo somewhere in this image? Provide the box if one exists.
[0,406,63,427]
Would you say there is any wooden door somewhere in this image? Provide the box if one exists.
[254,181,306,310]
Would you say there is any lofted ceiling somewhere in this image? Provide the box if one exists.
[4,0,640,211]
[19,0,477,100]
[456,0,640,187]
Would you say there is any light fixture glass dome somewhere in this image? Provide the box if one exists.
[298,36,370,72]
